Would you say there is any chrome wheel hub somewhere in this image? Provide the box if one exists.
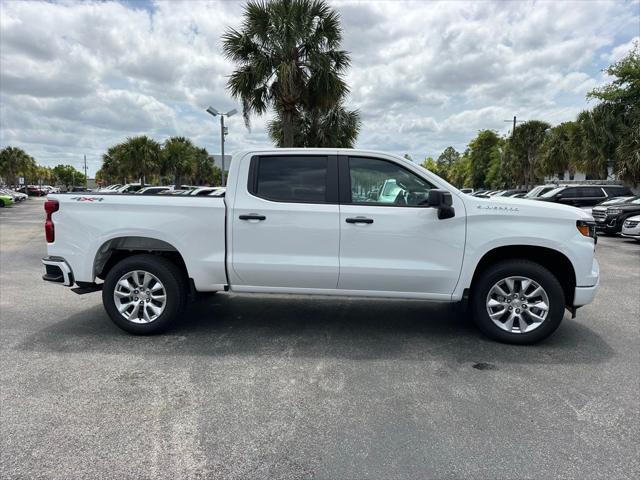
[113,270,166,324]
[486,276,550,334]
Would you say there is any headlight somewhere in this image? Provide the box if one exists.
[607,208,623,215]
[577,220,597,242]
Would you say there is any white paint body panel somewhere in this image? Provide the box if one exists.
[46,148,599,308]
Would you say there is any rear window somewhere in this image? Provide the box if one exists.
[603,186,632,196]
[251,155,329,203]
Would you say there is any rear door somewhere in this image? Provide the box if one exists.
[230,154,340,289]
[337,155,465,298]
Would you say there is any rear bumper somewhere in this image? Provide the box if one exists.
[42,256,74,286]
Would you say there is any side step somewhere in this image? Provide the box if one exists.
[71,282,103,295]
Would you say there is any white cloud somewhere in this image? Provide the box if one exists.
[0,0,638,174]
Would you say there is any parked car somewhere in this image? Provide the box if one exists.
[536,184,633,208]
[17,185,46,196]
[0,193,15,207]
[592,196,640,234]
[621,215,640,241]
[495,189,528,197]
[136,186,172,195]
[42,148,599,345]
[591,196,634,221]
[0,189,27,202]
[114,184,144,193]
[189,187,223,196]
[525,185,557,199]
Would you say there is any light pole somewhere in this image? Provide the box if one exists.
[206,106,237,186]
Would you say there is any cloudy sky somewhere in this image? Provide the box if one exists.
[1,0,638,176]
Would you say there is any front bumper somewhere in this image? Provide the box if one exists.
[42,256,74,286]
[573,257,599,307]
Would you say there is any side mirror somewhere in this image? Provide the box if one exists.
[555,193,563,199]
[427,189,455,219]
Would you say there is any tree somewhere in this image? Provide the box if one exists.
[586,42,639,183]
[161,137,196,188]
[509,120,550,188]
[467,130,501,188]
[267,100,361,147]
[0,146,35,187]
[223,0,357,147]
[540,121,584,178]
[52,164,85,189]
[119,136,161,187]
[190,148,221,186]
[100,143,127,184]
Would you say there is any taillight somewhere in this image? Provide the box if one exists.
[44,199,59,243]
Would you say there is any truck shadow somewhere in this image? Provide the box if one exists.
[19,293,613,365]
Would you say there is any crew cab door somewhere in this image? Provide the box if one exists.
[337,155,465,298]
[229,154,340,289]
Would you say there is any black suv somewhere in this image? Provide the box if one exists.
[536,184,633,208]
[592,196,640,234]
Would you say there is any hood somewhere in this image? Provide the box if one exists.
[467,194,593,221]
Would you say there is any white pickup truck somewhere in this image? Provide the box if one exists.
[42,149,600,344]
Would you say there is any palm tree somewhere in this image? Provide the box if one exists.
[119,136,161,187]
[161,137,196,188]
[0,146,34,187]
[509,121,551,188]
[101,144,127,184]
[223,0,353,147]
[268,101,360,147]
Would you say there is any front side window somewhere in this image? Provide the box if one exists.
[348,157,434,206]
[253,156,328,203]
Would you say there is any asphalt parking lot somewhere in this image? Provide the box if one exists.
[1,198,639,479]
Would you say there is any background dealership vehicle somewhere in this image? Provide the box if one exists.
[0,193,15,207]
[41,149,599,344]
[537,184,633,208]
[592,196,640,234]
[621,215,640,240]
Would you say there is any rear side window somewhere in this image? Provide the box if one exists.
[561,187,579,198]
[603,186,632,196]
[250,155,330,203]
[581,187,605,197]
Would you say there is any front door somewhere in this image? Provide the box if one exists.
[231,154,340,289]
[337,155,465,298]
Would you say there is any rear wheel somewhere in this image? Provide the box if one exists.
[102,254,187,334]
[471,260,565,344]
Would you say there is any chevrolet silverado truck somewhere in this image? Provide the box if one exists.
[42,149,600,344]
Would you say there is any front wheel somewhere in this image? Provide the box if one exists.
[102,254,187,334]
[471,260,566,344]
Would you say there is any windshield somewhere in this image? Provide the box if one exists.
[541,187,564,198]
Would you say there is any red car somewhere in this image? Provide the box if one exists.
[17,186,46,196]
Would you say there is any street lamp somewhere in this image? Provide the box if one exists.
[206,106,237,186]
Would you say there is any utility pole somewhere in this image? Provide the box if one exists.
[504,116,526,187]
[83,154,88,189]
[206,106,237,187]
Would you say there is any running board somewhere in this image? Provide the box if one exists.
[71,283,103,295]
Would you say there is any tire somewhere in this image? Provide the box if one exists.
[0,200,5,207]
[102,254,187,334]
[471,259,565,344]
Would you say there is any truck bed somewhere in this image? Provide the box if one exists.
[47,193,228,291]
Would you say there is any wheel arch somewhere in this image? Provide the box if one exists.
[94,236,189,282]
[470,245,576,306]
